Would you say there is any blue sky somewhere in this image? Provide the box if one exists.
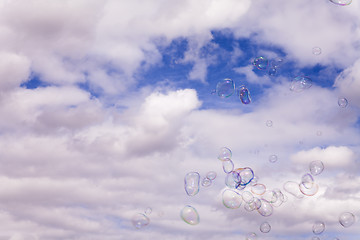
[0,0,359,240]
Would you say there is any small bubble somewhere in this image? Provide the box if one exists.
[216,79,235,98]
[180,205,200,225]
[222,159,234,173]
[225,171,241,189]
[144,207,152,215]
[251,184,266,195]
[269,154,278,163]
[242,191,254,203]
[266,120,273,127]
[312,221,325,235]
[338,97,348,108]
[206,171,217,180]
[268,67,277,76]
[290,76,312,92]
[339,212,355,228]
[211,89,216,95]
[201,177,212,187]
[312,47,322,55]
[222,189,243,209]
[309,160,324,176]
[253,57,269,70]
[237,85,251,104]
[132,213,150,229]
[257,199,273,217]
[184,172,200,196]
[301,173,314,189]
[245,232,258,240]
[237,167,254,186]
[260,221,271,233]
[329,0,352,6]
[218,147,232,161]
[271,58,284,68]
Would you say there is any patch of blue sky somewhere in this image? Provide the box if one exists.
[20,72,52,89]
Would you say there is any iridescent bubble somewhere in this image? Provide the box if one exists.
[237,167,254,186]
[225,171,241,189]
[144,207,152,215]
[262,190,278,203]
[245,232,258,240]
[132,213,150,229]
[271,58,284,68]
[250,175,259,186]
[257,199,273,217]
[338,97,348,108]
[312,47,322,55]
[283,181,304,199]
[299,182,319,196]
[251,184,266,195]
[237,85,252,104]
[201,177,212,187]
[269,154,277,163]
[218,147,232,161]
[301,173,314,189]
[329,0,352,6]
[260,221,271,233]
[312,221,325,235]
[206,171,217,180]
[222,158,234,173]
[268,67,277,76]
[339,212,355,228]
[290,76,312,92]
[244,198,262,212]
[222,189,243,209]
[266,120,273,127]
[253,57,269,70]
[184,172,200,196]
[309,160,324,176]
[271,188,286,207]
[180,205,200,225]
[242,191,254,203]
[216,78,235,98]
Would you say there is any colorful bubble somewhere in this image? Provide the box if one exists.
[262,190,278,203]
[184,172,200,196]
[266,120,273,127]
[242,191,254,203]
[257,199,273,217]
[290,76,312,92]
[271,188,286,207]
[283,181,304,199]
[312,47,322,55]
[244,198,262,212]
[250,175,259,186]
[329,0,352,6]
[237,85,252,104]
[245,232,258,240]
[144,207,152,215]
[216,79,235,98]
[260,221,271,233]
[269,154,277,163]
[309,160,324,176]
[222,158,234,173]
[225,171,241,189]
[253,57,268,70]
[271,58,283,68]
[206,171,217,180]
[301,173,314,189]
[251,184,266,195]
[218,147,232,161]
[180,205,200,225]
[338,97,348,108]
[299,182,319,196]
[339,212,355,228]
[222,189,243,209]
[132,213,150,229]
[201,177,212,187]
[237,167,254,186]
[312,221,325,235]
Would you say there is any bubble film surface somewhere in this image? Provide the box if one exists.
[253,56,268,70]
[290,76,312,92]
[339,212,355,228]
[222,189,243,209]
[132,213,150,229]
[184,172,200,196]
[309,160,324,176]
[180,205,200,225]
[216,79,235,98]
[260,221,271,233]
[312,221,325,235]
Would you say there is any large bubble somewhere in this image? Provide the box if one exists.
[132,213,150,229]
[218,147,232,161]
[180,205,200,225]
[237,167,254,186]
[222,189,243,209]
[299,182,318,196]
[237,85,252,104]
[301,173,314,189]
[216,79,235,98]
[290,76,312,92]
[225,171,241,189]
[309,160,324,176]
[260,221,271,233]
[251,183,266,195]
[312,221,325,235]
[222,158,234,173]
[184,172,200,196]
[339,212,355,228]
[253,57,268,70]
[257,199,273,217]
[329,0,352,5]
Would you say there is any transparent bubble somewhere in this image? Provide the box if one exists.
[312,221,325,235]
[271,188,286,207]
[309,160,324,176]
[299,182,319,196]
[222,189,243,209]
[339,212,355,228]
[218,147,232,161]
[244,198,262,212]
[290,76,312,92]
[180,205,200,225]
[201,177,212,187]
[222,158,234,173]
[329,0,352,6]
[225,171,241,189]
[268,67,277,76]
[250,175,259,186]
[237,85,252,104]
[184,172,200,196]
[216,79,235,98]
[257,199,273,217]
[312,47,322,55]
[245,232,258,240]
[269,154,278,163]
[266,120,273,127]
[260,221,271,233]
[237,167,254,186]
[301,173,314,189]
[283,181,304,198]
[132,213,150,229]
[206,171,217,180]
[251,184,266,195]
[262,190,278,203]
[338,97,348,108]
[144,207,152,215]
[271,58,284,68]
[253,57,269,70]
[242,191,254,203]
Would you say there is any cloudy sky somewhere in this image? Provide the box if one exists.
[0,0,359,239]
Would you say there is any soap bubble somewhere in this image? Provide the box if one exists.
[184,172,200,196]
[262,190,278,203]
[260,221,271,233]
[290,76,312,92]
[216,78,235,98]
[132,213,150,229]
[222,159,234,173]
[312,47,322,55]
[268,67,277,76]
[245,232,258,240]
[237,167,254,186]
[339,212,355,228]
[144,207,152,215]
[312,221,325,235]
[242,191,254,203]
[253,57,269,70]
[299,182,319,196]
[338,97,348,108]
[271,188,286,207]
[283,181,304,199]
[237,85,252,104]
[201,177,212,187]
[218,147,232,161]
[251,184,266,195]
[244,198,262,212]
[222,189,243,209]
[271,58,284,68]
[206,171,217,180]
[266,120,273,127]
[225,171,241,189]
[180,205,200,225]
[329,0,352,6]
[250,175,259,186]
[269,154,278,163]
[257,199,273,217]
[301,173,314,189]
[309,160,324,176]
